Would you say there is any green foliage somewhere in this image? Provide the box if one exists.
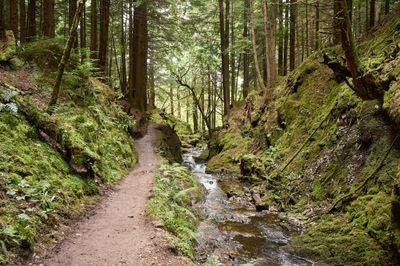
[147,160,201,258]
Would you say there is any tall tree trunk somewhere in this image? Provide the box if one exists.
[98,0,110,73]
[69,0,78,48]
[249,0,265,90]
[384,0,389,14]
[333,0,341,44]
[90,0,98,60]
[242,0,250,98]
[148,61,155,109]
[315,0,319,50]
[9,0,18,39]
[19,0,26,42]
[270,0,278,84]
[219,0,230,116]
[369,0,375,29]
[193,93,198,133]
[365,0,369,32]
[48,1,86,112]
[80,5,86,60]
[262,0,271,88]
[129,0,148,112]
[305,0,309,56]
[283,0,289,75]
[120,1,127,95]
[27,0,36,41]
[278,0,283,75]
[43,0,55,38]
[230,2,235,105]
[177,89,181,119]
[289,0,296,71]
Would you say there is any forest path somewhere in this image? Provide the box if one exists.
[38,123,189,266]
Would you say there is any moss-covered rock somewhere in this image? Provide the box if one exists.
[0,30,17,62]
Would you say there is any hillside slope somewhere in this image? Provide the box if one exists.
[207,7,400,265]
[0,39,137,264]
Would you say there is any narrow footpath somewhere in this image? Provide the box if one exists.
[36,124,190,266]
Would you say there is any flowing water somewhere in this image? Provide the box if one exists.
[183,148,312,266]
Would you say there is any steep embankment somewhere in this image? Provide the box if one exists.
[0,39,137,264]
[207,8,400,265]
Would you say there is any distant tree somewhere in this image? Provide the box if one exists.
[98,0,110,73]
[27,0,36,41]
[43,0,55,38]
[19,0,26,42]
[90,0,98,60]
[9,0,18,39]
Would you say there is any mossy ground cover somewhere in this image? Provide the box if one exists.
[0,39,137,264]
[206,11,400,265]
[147,160,201,258]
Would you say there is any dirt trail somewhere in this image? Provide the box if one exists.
[37,124,190,266]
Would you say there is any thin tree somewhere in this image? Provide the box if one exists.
[69,0,78,48]
[262,0,271,88]
[283,0,289,75]
[90,0,98,60]
[242,0,250,98]
[47,1,86,113]
[289,0,296,71]
[120,1,127,95]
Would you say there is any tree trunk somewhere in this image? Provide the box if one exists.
[289,0,296,71]
[270,0,277,84]
[243,0,250,98]
[230,2,235,105]
[262,0,271,88]
[48,1,85,112]
[177,89,181,119]
[193,93,198,133]
[385,0,389,14]
[219,0,230,116]
[69,0,78,48]
[90,0,97,60]
[148,61,155,109]
[43,0,55,38]
[9,0,18,39]
[19,0,26,43]
[27,0,36,41]
[283,0,289,75]
[80,5,86,60]
[315,0,319,50]
[128,0,148,112]
[305,0,309,56]
[333,0,341,45]
[249,0,265,90]
[369,0,375,29]
[278,0,283,75]
[120,1,127,95]
[98,0,110,73]
[340,0,382,100]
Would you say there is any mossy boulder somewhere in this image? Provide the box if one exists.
[0,30,17,62]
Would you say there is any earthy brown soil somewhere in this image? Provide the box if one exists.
[33,124,192,266]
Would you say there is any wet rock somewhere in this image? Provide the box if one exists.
[251,191,269,211]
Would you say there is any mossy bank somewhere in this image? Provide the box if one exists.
[0,39,137,264]
[207,9,400,265]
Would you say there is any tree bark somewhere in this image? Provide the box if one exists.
[249,0,265,90]
[219,0,230,116]
[283,0,289,75]
[289,0,296,71]
[98,0,110,73]
[27,0,36,41]
[243,0,250,98]
[270,0,277,83]
[193,93,198,133]
[333,0,341,45]
[369,0,375,29]
[69,0,78,48]
[9,0,18,39]
[315,0,319,50]
[120,1,127,95]
[19,0,26,43]
[90,0,98,60]
[262,0,271,88]
[80,5,86,60]
[128,0,148,112]
[43,0,55,38]
[230,1,235,105]
[278,0,283,75]
[148,61,155,109]
[47,1,85,112]
[385,0,389,14]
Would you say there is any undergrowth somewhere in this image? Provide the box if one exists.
[147,160,201,258]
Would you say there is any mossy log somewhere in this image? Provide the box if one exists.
[0,30,16,62]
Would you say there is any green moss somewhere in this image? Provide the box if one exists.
[289,216,388,265]
[0,31,17,62]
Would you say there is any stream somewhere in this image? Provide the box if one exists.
[183,148,311,266]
